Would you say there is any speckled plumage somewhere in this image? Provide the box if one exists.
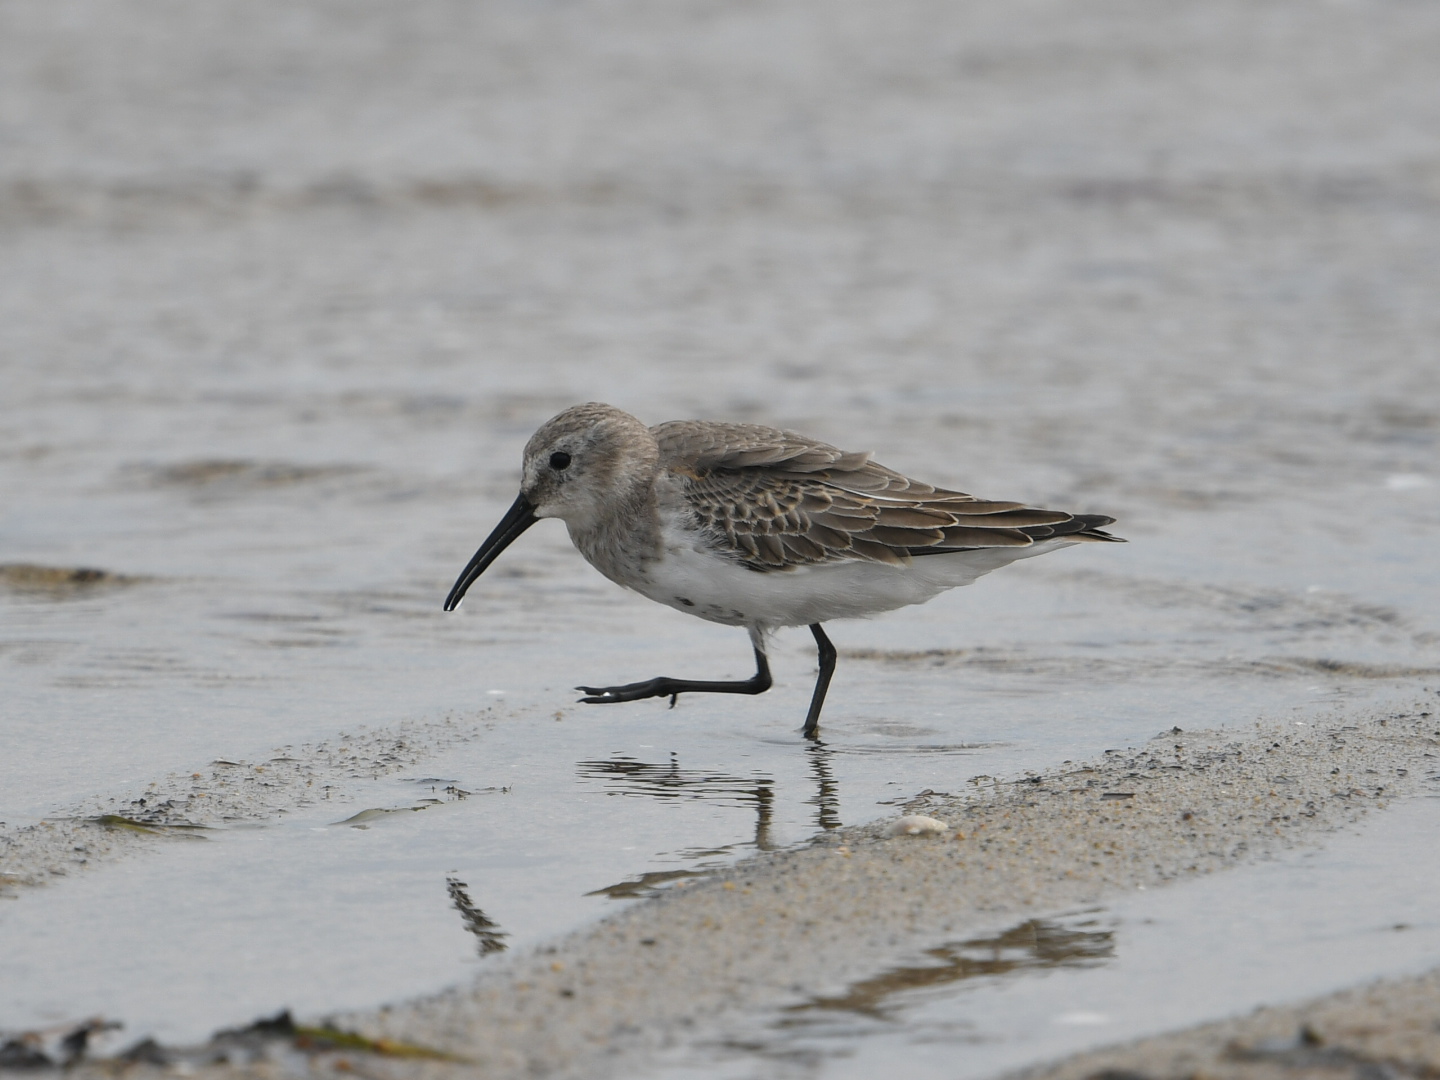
[651,418,1113,570]
[445,403,1123,738]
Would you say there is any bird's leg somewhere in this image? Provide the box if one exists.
[801,623,837,740]
[577,647,773,706]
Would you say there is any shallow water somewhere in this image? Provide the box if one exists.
[649,794,1440,1080]
[0,537,1433,1044]
[3,0,1440,1063]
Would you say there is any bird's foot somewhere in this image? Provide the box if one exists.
[576,677,678,704]
[576,671,770,705]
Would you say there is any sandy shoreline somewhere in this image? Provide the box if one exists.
[23,698,1435,1079]
[0,717,477,896]
[1005,968,1440,1080]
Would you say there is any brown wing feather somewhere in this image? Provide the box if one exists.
[659,419,1123,569]
[653,421,872,475]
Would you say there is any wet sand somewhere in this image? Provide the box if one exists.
[33,702,1436,1078]
[1004,969,1440,1080]
[332,705,1440,1078]
[0,718,473,895]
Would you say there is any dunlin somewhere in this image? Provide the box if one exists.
[445,403,1123,738]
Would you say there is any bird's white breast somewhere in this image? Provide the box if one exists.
[624,518,1073,630]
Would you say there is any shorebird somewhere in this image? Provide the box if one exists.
[444,403,1123,738]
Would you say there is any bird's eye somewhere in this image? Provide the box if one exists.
[549,451,572,471]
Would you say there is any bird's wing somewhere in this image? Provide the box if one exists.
[653,420,874,474]
[652,421,1121,570]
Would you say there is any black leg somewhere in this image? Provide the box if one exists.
[578,647,772,707]
[802,623,837,740]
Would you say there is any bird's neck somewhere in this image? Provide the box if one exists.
[567,481,663,589]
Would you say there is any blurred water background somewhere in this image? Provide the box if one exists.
[2,0,1438,1056]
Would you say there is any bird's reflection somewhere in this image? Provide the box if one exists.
[577,745,842,898]
[806,739,840,832]
[575,752,768,802]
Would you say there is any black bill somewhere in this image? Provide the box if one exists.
[443,493,539,611]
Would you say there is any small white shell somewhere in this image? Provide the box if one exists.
[886,814,948,837]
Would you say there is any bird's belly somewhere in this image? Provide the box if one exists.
[629,541,1074,629]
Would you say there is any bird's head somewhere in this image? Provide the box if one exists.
[443,403,656,610]
[519,403,658,532]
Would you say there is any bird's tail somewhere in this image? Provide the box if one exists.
[1019,513,1125,543]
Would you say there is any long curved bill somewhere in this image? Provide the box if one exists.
[443,493,539,611]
